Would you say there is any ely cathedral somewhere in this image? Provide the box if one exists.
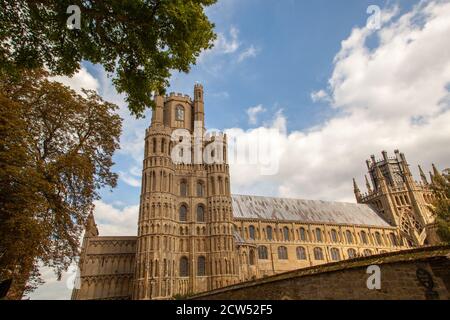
[72,84,442,300]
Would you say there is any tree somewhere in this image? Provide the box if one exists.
[430,169,450,244]
[0,69,122,299]
[0,0,217,117]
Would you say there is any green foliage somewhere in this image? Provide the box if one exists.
[431,169,450,244]
[0,69,122,298]
[0,0,217,117]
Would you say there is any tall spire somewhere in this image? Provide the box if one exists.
[85,212,99,238]
[353,178,362,202]
[365,174,372,193]
[375,165,388,192]
[432,163,440,177]
[418,165,428,185]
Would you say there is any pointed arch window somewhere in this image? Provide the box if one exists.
[375,232,383,245]
[266,226,273,240]
[196,181,204,197]
[299,227,307,241]
[197,205,205,222]
[330,248,341,261]
[283,227,290,241]
[315,228,323,242]
[331,229,338,242]
[348,248,357,258]
[176,105,184,121]
[346,230,354,244]
[296,247,307,260]
[249,225,256,240]
[197,256,206,276]
[360,231,368,244]
[180,256,189,277]
[180,180,188,196]
[179,205,188,222]
[314,247,324,260]
[258,246,268,260]
[278,246,288,260]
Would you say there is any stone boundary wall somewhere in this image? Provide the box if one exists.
[190,246,450,300]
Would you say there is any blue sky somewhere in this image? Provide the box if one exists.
[30,0,450,299]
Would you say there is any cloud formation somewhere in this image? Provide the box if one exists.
[246,104,266,124]
[229,1,450,202]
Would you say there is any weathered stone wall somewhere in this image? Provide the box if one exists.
[191,246,450,300]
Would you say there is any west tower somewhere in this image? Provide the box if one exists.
[133,85,239,299]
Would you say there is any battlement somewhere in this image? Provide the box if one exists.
[165,92,192,103]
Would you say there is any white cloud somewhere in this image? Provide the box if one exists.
[310,89,330,103]
[197,26,260,73]
[50,67,99,94]
[199,26,240,64]
[94,200,138,236]
[238,45,259,62]
[228,1,450,202]
[246,104,266,124]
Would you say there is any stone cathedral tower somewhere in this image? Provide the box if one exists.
[353,150,441,246]
[133,84,239,299]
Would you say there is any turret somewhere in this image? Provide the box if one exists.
[85,212,98,238]
[432,163,440,177]
[374,165,390,194]
[418,165,428,185]
[151,94,164,125]
[353,178,362,202]
[194,83,205,130]
[365,174,372,193]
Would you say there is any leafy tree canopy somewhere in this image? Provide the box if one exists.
[0,0,217,117]
[0,69,122,298]
[430,169,450,244]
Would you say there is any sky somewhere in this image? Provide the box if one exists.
[29,0,450,299]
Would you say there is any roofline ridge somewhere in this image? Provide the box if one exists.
[231,193,365,206]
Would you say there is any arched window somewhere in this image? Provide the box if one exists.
[266,226,273,240]
[331,229,338,242]
[315,228,323,242]
[176,105,184,121]
[249,249,255,265]
[180,256,189,277]
[346,230,353,244]
[296,247,307,260]
[258,246,268,260]
[348,248,357,259]
[152,138,157,153]
[390,233,398,246]
[278,246,288,260]
[197,205,205,222]
[180,180,188,196]
[360,231,368,244]
[283,227,290,241]
[314,247,324,260]
[299,228,307,241]
[249,225,256,240]
[161,138,165,153]
[197,256,206,276]
[363,249,372,256]
[179,205,187,222]
[330,248,341,261]
[375,232,383,245]
[196,181,204,197]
